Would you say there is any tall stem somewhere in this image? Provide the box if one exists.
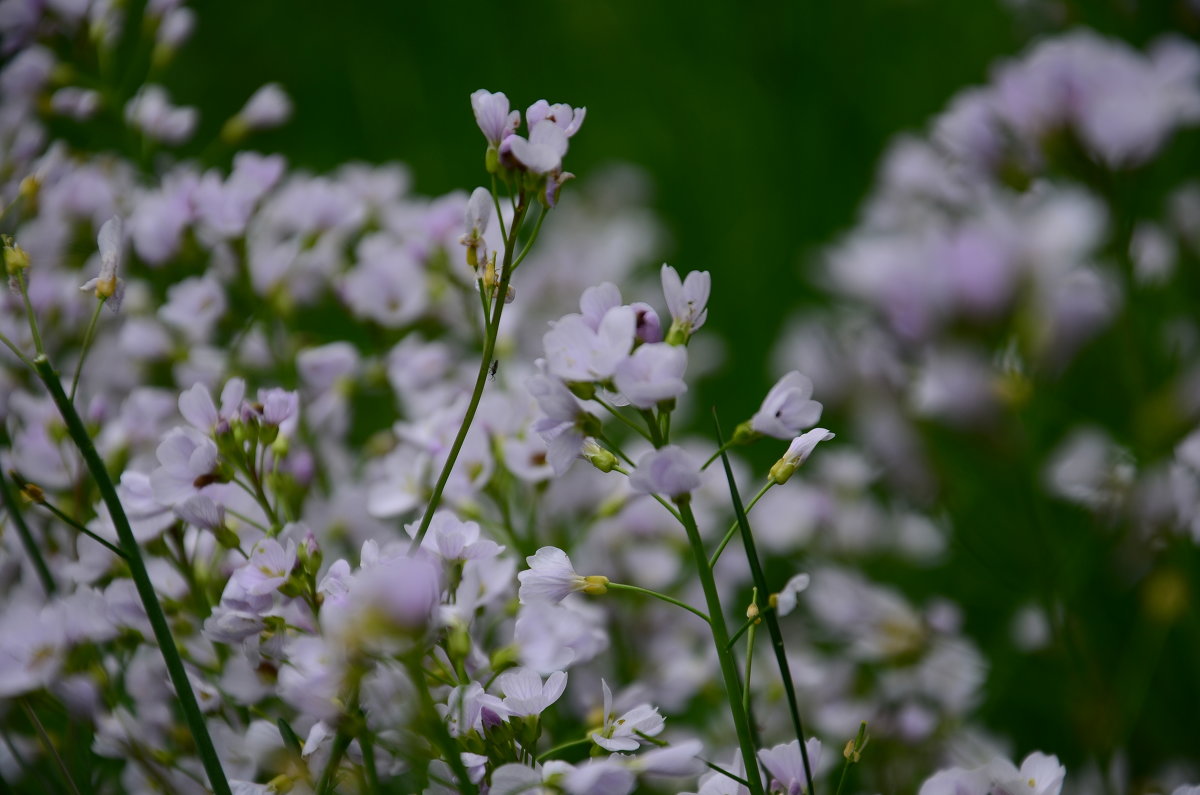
[714,418,816,795]
[409,197,529,552]
[32,356,232,795]
[676,498,765,795]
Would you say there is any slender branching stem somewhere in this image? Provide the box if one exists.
[0,461,55,596]
[69,298,106,403]
[32,355,233,795]
[676,497,766,795]
[607,581,710,624]
[714,412,816,795]
[709,482,773,568]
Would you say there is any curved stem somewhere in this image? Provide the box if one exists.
[32,356,232,795]
[536,736,592,763]
[409,196,530,553]
[70,299,106,403]
[607,582,709,624]
[709,482,773,568]
[713,415,815,795]
[676,498,765,795]
[0,331,34,369]
[594,399,654,442]
[15,272,45,357]
[21,700,81,795]
[510,206,549,271]
[702,440,737,471]
[34,496,127,559]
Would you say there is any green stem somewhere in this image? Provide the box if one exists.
[676,498,765,795]
[0,331,34,369]
[32,356,232,795]
[69,299,106,403]
[404,657,477,795]
[743,619,757,718]
[409,196,530,553]
[21,700,81,795]
[638,408,664,448]
[607,582,710,624]
[595,432,636,467]
[714,414,815,795]
[704,760,752,788]
[729,606,772,650]
[536,736,592,763]
[709,482,772,568]
[0,462,56,596]
[594,399,654,442]
[15,272,45,357]
[702,440,737,471]
[34,495,127,559]
[510,206,549,271]
[612,465,682,522]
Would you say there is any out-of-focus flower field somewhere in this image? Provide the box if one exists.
[2,1,1200,793]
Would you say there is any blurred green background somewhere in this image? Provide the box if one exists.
[169,0,1026,421]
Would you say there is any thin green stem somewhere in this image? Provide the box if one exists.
[34,495,127,559]
[409,195,530,553]
[0,463,56,596]
[594,399,654,442]
[728,605,772,650]
[638,408,664,448]
[704,760,752,788]
[32,355,232,795]
[713,413,815,795]
[21,700,81,795]
[69,299,106,403]
[0,331,34,369]
[536,736,592,763]
[611,465,683,522]
[676,498,765,795]
[595,432,636,467]
[490,176,509,242]
[607,582,709,624]
[709,482,773,568]
[743,619,757,718]
[510,206,549,271]
[15,272,45,357]
[404,657,477,795]
[702,440,737,471]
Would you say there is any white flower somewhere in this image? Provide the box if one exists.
[496,668,568,717]
[590,680,665,752]
[769,429,836,485]
[629,445,701,498]
[517,547,606,604]
[612,342,688,408]
[758,738,823,795]
[80,216,126,310]
[662,264,710,341]
[750,371,823,439]
[774,572,811,617]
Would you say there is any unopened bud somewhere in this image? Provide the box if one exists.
[485,146,500,175]
[746,602,760,622]
[769,458,798,485]
[731,420,760,446]
[843,738,859,763]
[19,482,45,504]
[582,575,609,595]
[3,240,30,273]
[582,440,618,473]
[504,285,515,304]
[483,256,497,291]
[213,524,241,550]
[18,176,39,202]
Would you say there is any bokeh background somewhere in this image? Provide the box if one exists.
[160,0,1200,785]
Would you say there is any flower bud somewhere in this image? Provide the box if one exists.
[582,575,609,595]
[582,440,618,473]
[3,240,30,273]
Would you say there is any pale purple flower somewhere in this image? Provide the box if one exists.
[661,264,711,339]
[0,603,66,697]
[149,426,220,505]
[515,602,609,673]
[460,186,493,264]
[758,738,823,795]
[158,276,227,341]
[591,680,664,752]
[406,511,503,562]
[630,301,663,343]
[157,6,195,48]
[986,752,1066,795]
[179,378,245,433]
[580,282,622,330]
[518,546,600,604]
[625,739,705,777]
[125,85,197,144]
[774,429,835,476]
[612,342,688,408]
[441,681,510,737]
[236,83,292,130]
[496,668,568,717]
[174,494,225,531]
[50,87,100,120]
[80,215,125,311]
[525,99,587,137]
[234,538,297,596]
[751,371,823,439]
[503,120,570,175]
[629,445,701,498]
[471,89,520,147]
[774,572,811,617]
[343,553,444,635]
[543,306,635,383]
[527,365,599,474]
[254,387,299,427]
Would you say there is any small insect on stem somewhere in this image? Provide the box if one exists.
[489,360,499,381]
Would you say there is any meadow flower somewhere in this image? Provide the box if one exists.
[769,429,835,485]
[629,445,702,498]
[471,89,520,147]
[758,738,823,795]
[590,680,665,752]
[80,216,125,310]
[751,371,823,439]
[496,668,568,717]
[661,264,710,342]
[518,546,608,604]
[612,342,688,408]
